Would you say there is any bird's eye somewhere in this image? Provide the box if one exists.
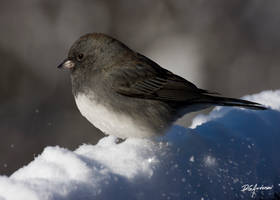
[77,53,84,61]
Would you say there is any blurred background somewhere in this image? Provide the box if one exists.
[0,0,279,175]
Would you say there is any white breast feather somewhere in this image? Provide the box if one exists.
[74,94,154,138]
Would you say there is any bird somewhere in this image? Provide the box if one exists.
[57,33,266,139]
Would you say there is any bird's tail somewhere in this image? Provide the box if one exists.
[197,95,267,110]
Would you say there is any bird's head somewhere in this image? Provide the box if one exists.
[57,33,130,73]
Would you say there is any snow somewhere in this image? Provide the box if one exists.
[1,90,280,200]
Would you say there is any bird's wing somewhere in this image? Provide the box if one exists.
[113,53,213,102]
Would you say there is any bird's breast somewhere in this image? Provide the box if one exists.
[74,93,156,138]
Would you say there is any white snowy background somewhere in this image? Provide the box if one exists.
[0,90,280,200]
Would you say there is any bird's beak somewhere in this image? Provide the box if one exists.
[57,59,75,69]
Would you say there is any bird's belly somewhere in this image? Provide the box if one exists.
[74,94,155,138]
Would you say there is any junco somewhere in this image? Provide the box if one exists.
[58,33,266,139]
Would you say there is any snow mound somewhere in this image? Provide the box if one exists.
[1,90,280,200]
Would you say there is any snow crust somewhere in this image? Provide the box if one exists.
[1,90,280,200]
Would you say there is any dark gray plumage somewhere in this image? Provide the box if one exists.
[58,33,266,139]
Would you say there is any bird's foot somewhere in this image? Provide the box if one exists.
[115,137,126,144]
